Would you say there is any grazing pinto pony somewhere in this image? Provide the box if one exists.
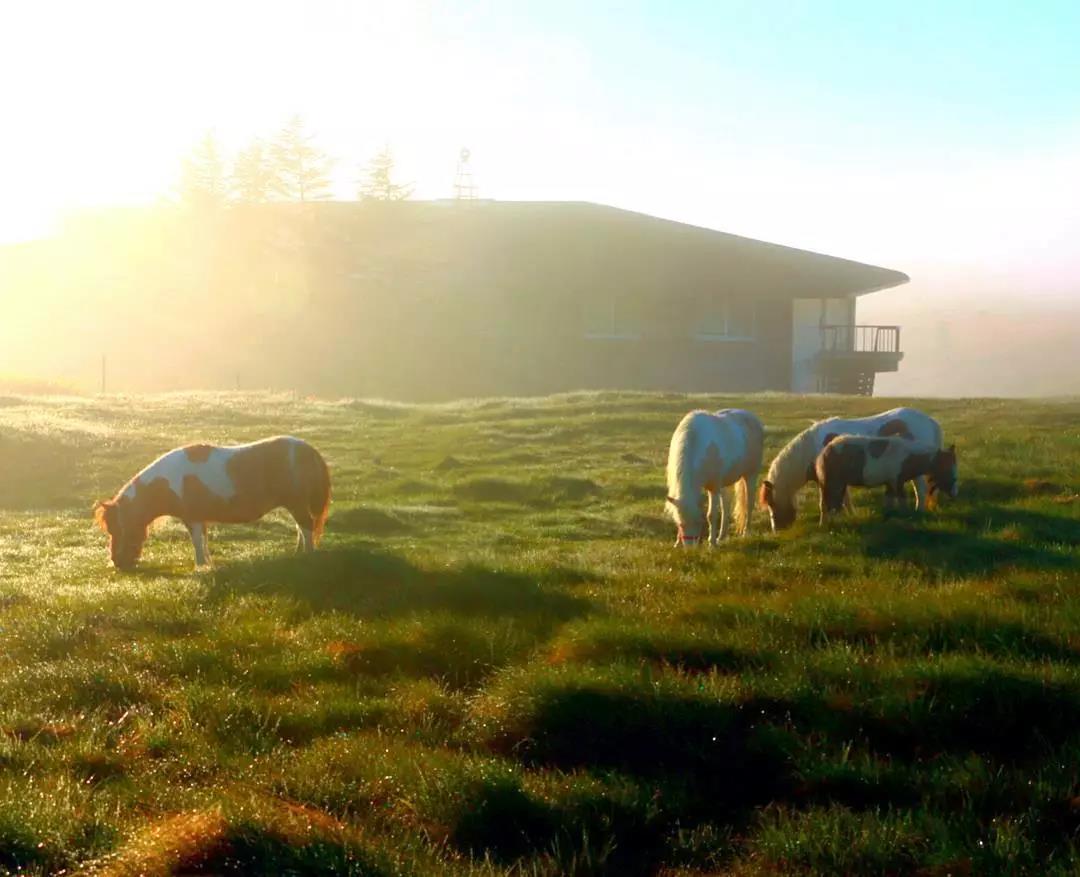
[94,436,330,570]
[665,409,764,546]
[759,407,945,531]
[816,435,958,523]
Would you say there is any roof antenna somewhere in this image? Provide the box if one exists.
[453,147,478,201]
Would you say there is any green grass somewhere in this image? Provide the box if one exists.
[0,390,1078,875]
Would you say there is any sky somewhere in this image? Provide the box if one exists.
[2,0,1079,320]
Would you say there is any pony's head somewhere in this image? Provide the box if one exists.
[666,495,706,546]
[758,480,796,531]
[93,499,147,570]
[927,445,959,499]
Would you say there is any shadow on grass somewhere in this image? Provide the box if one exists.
[451,778,664,874]
[955,504,1080,545]
[567,627,775,674]
[330,621,533,690]
[738,666,1080,767]
[958,477,1027,504]
[847,667,1080,762]
[799,612,1080,664]
[329,506,414,536]
[452,475,602,505]
[484,664,1080,846]
[498,687,792,826]
[209,547,595,624]
[859,514,1075,576]
[961,476,1079,505]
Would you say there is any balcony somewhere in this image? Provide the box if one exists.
[821,324,901,356]
[816,325,903,395]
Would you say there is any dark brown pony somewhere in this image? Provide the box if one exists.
[815,435,958,523]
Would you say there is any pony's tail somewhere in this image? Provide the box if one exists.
[733,412,764,536]
[302,445,332,546]
[733,477,750,536]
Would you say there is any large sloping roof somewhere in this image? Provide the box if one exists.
[324,199,908,300]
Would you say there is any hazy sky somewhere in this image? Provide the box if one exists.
[3,0,1079,307]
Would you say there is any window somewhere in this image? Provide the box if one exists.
[584,295,641,339]
[696,297,755,340]
[727,298,755,339]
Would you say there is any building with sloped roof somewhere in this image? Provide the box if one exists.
[332,200,907,398]
[0,200,907,398]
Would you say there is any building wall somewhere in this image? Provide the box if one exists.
[319,293,796,400]
[791,296,858,392]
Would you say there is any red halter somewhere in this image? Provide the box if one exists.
[677,523,702,545]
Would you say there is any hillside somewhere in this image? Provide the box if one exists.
[0,391,1078,873]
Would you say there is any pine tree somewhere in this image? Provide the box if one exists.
[231,139,278,204]
[270,115,334,202]
[179,132,227,210]
[358,145,413,201]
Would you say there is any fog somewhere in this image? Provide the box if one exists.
[1,205,1077,400]
[862,269,1080,397]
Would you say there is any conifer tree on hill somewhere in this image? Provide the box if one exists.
[231,139,278,204]
[358,145,413,201]
[178,131,227,210]
[270,115,334,202]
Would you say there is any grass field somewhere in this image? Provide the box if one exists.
[0,391,1078,875]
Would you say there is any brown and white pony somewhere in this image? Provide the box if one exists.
[759,407,945,531]
[94,436,330,570]
[816,434,958,523]
[665,409,764,546]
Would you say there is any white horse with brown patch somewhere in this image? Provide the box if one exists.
[816,435,959,523]
[94,436,331,570]
[759,407,945,531]
[665,409,764,546]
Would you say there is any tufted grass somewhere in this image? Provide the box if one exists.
[0,391,1078,874]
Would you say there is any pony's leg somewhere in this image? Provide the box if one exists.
[741,474,757,536]
[884,483,899,514]
[288,507,317,552]
[912,476,929,511]
[293,522,315,552]
[186,522,210,567]
[895,480,909,511]
[820,481,841,523]
[843,488,854,515]
[821,480,845,524]
[717,490,730,542]
[706,491,721,545]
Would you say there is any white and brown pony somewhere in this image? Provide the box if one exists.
[94,436,330,570]
[665,409,764,546]
[816,435,958,523]
[759,407,945,531]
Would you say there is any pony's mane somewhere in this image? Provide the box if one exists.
[665,411,700,518]
[766,419,830,504]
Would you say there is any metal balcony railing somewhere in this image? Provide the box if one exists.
[820,324,901,355]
